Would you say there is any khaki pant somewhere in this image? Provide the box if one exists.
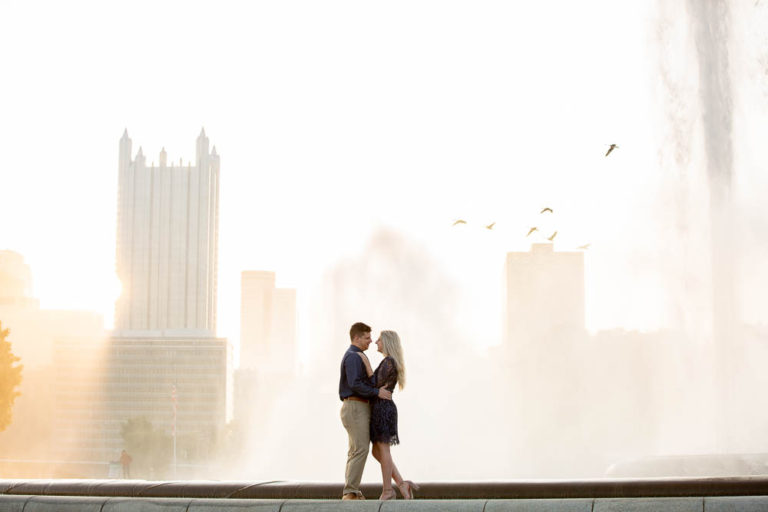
[340,400,371,496]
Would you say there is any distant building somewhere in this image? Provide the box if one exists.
[0,251,104,369]
[47,130,228,475]
[0,250,38,308]
[0,252,105,469]
[272,288,297,360]
[232,368,258,432]
[239,271,296,371]
[235,271,296,427]
[53,336,227,468]
[504,243,585,344]
[239,271,275,370]
[114,129,220,337]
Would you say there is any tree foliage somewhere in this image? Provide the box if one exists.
[120,417,172,479]
[0,320,23,433]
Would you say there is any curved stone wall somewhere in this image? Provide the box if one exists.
[1,496,768,512]
[3,478,768,499]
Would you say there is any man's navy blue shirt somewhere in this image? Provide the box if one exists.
[339,345,378,401]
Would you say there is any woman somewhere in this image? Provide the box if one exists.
[358,330,419,500]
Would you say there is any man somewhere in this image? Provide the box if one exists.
[339,322,392,500]
[119,449,132,479]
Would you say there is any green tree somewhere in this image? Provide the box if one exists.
[120,417,172,479]
[0,320,23,433]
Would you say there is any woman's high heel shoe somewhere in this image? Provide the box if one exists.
[379,488,397,500]
[398,480,420,500]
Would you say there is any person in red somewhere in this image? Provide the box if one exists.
[119,449,133,479]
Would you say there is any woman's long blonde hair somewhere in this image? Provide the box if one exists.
[380,330,406,390]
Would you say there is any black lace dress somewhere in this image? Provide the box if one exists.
[370,356,399,445]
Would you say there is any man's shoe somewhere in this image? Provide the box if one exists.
[342,493,359,501]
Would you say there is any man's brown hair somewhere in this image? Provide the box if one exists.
[349,322,371,341]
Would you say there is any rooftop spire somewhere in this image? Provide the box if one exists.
[211,145,218,156]
[196,128,210,163]
[119,129,132,164]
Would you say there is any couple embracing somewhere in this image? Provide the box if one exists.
[339,322,419,500]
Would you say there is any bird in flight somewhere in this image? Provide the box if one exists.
[452,219,467,226]
[578,243,591,250]
[540,207,553,214]
[605,144,619,157]
[526,227,538,237]
[485,222,496,230]
[548,231,558,241]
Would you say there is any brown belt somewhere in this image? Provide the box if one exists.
[344,396,370,404]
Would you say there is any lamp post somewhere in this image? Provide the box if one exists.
[171,384,177,478]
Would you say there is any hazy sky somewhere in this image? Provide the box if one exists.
[2,1,767,357]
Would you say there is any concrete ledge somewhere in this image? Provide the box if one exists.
[485,499,593,512]
[102,497,193,512]
[21,495,106,512]
[0,495,28,512]
[139,482,269,499]
[380,499,484,512]
[187,499,284,511]
[704,496,768,512]
[282,500,383,512]
[4,478,768,499]
[593,498,704,512]
[4,496,768,512]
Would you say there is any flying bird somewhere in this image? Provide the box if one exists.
[605,144,619,157]
[540,207,553,214]
[578,243,591,250]
[548,231,558,241]
[485,222,496,230]
[526,227,538,237]
[452,219,467,226]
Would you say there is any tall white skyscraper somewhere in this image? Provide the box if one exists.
[67,130,230,476]
[115,129,220,336]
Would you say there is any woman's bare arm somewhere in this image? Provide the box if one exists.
[356,352,374,377]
